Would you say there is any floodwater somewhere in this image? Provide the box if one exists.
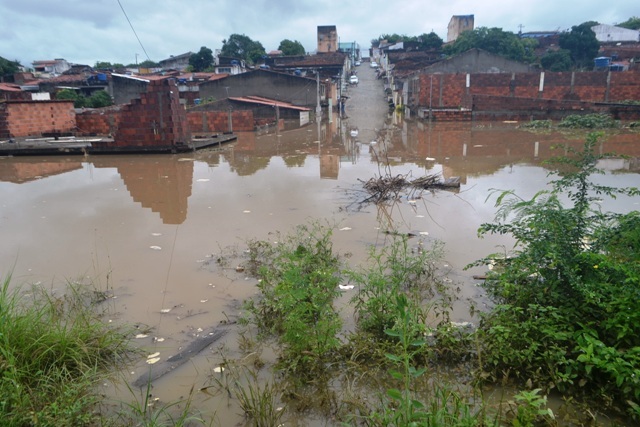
[1,63,639,424]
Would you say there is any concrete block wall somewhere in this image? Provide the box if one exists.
[114,79,190,148]
[186,110,254,133]
[0,100,75,138]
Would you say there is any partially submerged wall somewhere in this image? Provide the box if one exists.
[186,110,255,133]
[417,71,640,108]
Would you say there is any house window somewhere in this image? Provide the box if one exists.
[218,67,231,73]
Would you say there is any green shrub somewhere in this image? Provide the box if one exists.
[558,113,619,128]
[471,132,640,416]
[244,223,343,374]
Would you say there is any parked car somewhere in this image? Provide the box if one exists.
[355,60,361,66]
[370,61,378,68]
[349,75,359,85]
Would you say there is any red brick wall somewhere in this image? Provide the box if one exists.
[186,110,255,133]
[75,107,122,136]
[114,79,191,148]
[418,71,640,109]
[0,100,75,138]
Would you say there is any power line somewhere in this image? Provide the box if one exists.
[117,0,151,62]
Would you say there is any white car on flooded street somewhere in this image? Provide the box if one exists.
[349,75,359,85]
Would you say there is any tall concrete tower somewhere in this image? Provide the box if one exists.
[447,15,474,43]
[317,25,338,52]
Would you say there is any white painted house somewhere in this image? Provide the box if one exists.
[591,24,640,43]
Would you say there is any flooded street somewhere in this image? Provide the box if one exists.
[1,63,640,424]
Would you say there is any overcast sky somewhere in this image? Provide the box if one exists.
[0,0,637,67]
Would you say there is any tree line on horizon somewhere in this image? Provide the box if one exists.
[1,16,639,77]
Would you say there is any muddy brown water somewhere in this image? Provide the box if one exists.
[1,63,639,424]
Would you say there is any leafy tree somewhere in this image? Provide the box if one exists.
[444,27,536,63]
[416,32,443,50]
[540,49,573,71]
[56,88,86,108]
[278,39,306,56]
[137,59,160,68]
[189,46,214,72]
[87,90,112,108]
[559,22,600,69]
[94,61,125,70]
[376,33,407,44]
[618,16,640,30]
[0,56,21,77]
[220,33,266,65]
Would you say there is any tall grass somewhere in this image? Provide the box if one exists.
[0,274,130,426]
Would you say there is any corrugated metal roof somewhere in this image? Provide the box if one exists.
[0,83,22,92]
[228,95,310,111]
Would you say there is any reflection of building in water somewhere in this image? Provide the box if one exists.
[0,159,82,183]
[228,121,351,179]
[92,157,193,225]
[390,121,640,181]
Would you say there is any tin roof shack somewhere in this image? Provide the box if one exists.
[199,69,323,109]
[189,96,310,132]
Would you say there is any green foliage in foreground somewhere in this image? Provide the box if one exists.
[558,113,619,129]
[521,114,622,131]
[471,132,640,417]
[0,276,130,426]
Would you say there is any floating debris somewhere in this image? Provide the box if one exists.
[147,352,160,359]
[419,231,429,236]
[151,233,162,236]
[154,337,165,343]
[339,227,352,231]
[243,210,251,214]
[146,357,160,365]
[135,334,148,339]
[160,308,171,313]
[196,178,210,182]
[200,299,208,303]
[150,246,162,250]
[213,366,225,373]
[339,284,355,290]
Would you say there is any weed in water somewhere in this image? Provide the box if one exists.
[0,275,131,426]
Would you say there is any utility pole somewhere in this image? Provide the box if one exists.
[316,71,322,121]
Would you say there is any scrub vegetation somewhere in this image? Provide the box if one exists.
[202,132,639,426]
[521,113,623,130]
[3,132,638,426]
[469,132,640,419]
[0,276,130,426]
